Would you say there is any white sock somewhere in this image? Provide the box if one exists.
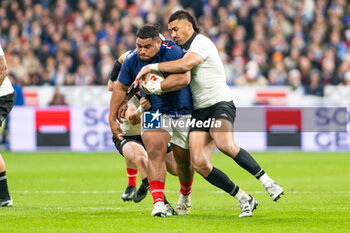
[154,201,164,206]
[234,189,250,202]
[259,173,273,187]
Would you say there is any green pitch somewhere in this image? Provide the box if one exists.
[0,151,349,233]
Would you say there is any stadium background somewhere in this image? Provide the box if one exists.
[1,1,350,232]
[1,0,349,152]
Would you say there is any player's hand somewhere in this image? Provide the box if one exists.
[117,101,128,122]
[134,65,151,88]
[140,97,151,110]
[107,80,115,92]
[109,120,124,140]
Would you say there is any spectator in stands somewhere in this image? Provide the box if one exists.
[7,73,24,106]
[321,48,338,85]
[304,69,324,97]
[48,89,67,106]
[287,69,303,92]
[298,56,312,85]
[269,52,288,85]
[268,70,283,86]
[0,0,349,90]
[235,60,267,86]
[284,48,300,71]
[343,71,350,86]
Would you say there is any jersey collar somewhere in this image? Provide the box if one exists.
[181,32,198,52]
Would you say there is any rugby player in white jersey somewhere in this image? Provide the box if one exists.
[0,44,14,207]
[135,10,284,217]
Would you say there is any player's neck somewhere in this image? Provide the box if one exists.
[181,31,197,50]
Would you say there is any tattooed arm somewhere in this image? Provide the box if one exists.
[0,55,9,86]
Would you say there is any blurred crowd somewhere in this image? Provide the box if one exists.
[1,0,350,97]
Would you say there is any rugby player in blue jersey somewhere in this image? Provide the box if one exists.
[109,25,194,217]
[108,51,178,216]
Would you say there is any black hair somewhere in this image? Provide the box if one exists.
[136,25,160,39]
[168,10,200,33]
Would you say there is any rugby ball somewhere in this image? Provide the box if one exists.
[142,70,165,90]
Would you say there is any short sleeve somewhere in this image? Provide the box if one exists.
[117,58,134,86]
[187,36,209,60]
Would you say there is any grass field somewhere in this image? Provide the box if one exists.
[0,151,349,233]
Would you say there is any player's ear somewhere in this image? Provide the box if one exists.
[187,21,192,30]
[156,37,161,47]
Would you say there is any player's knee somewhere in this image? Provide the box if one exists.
[193,163,211,177]
[216,141,239,157]
[191,153,211,175]
[136,153,148,166]
[145,141,163,154]
[176,160,191,171]
[174,152,191,166]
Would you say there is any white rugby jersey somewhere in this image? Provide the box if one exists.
[184,33,233,109]
[120,95,141,136]
[0,45,14,97]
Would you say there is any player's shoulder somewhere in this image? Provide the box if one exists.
[190,34,216,52]
[122,50,138,66]
[193,34,212,45]
[124,49,137,61]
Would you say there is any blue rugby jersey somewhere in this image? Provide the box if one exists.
[118,40,192,116]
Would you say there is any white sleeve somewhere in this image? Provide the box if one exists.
[187,36,210,60]
[0,46,4,56]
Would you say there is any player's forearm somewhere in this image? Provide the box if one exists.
[157,59,191,73]
[160,71,191,92]
[109,81,128,123]
[156,52,203,74]
[0,56,8,86]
